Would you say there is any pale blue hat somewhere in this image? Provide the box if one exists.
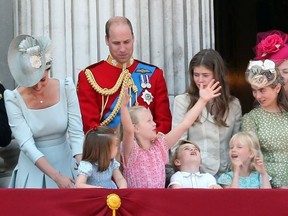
[7,34,52,87]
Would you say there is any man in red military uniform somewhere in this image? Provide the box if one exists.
[77,16,171,134]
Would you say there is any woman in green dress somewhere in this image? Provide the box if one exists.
[242,59,288,188]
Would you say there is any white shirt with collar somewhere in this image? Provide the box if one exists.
[168,171,217,188]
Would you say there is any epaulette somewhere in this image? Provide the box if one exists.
[84,60,105,71]
[133,60,160,74]
[137,60,160,69]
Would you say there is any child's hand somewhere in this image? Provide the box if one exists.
[121,86,130,107]
[231,158,243,173]
[199,79,221,103]
[210,184,222,189]
[253,157,267,174]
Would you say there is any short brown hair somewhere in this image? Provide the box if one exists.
[82,126,117,172]
[171,140,200,171]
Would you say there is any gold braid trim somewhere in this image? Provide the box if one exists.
[84,68,138,126]
[85,69,127,96]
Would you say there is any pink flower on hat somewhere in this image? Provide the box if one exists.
[30,55,42,68]
[255,34,284,59]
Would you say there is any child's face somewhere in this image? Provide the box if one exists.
[175,143,201,166]
[229,141,253,164]
[134,109,157,139]
[110,138,119,159]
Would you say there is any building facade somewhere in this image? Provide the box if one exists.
[0,0,214,106]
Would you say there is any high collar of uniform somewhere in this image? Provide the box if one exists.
[106,55,134,69]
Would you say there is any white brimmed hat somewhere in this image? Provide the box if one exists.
[7,34,52,87]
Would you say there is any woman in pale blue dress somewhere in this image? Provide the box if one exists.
[4,35,84,188]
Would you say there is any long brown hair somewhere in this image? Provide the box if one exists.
[82,126,117,172]
[187,49,234,126]
[265,70,288,111]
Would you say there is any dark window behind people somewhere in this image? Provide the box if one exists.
[0,82,11,147]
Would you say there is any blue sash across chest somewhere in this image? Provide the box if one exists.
[104,62,156,128]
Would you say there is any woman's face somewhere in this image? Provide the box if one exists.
[251,84,280,111]
[31,70,49,92]
[193,66,214,89]
[278,59,288,92]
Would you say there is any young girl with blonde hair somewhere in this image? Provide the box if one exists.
[121,80,221,188]
[217,131,271,188]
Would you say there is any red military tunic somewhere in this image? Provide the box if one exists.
[77,56,172,134]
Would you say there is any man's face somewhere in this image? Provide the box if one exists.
[105,23,134,64]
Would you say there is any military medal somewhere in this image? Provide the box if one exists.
[140,74,147,88]
[145,75,151,88]
[141,89,154,105]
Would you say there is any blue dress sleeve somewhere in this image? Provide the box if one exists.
[64,77,84,156]
[78,161,93,176]
[4,89,44,163]
[111,158,120,170]
[217,172,233,186]
[259,172,272,185]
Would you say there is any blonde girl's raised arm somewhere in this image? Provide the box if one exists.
[120,88,135,162]
[171,95,189,153]
[165,80,221,149]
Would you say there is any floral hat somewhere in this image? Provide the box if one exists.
[246,59,279,88]
[7,34,52,87]
[254,30,288,65]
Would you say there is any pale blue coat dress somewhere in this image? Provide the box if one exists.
[4,78,84,188]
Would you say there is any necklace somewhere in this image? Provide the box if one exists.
[32,93,45,104]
